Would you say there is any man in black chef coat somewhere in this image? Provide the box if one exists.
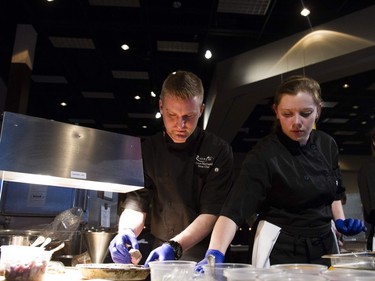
[108,70,234,265]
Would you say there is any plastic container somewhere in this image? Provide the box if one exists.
[320,268,375,280]
[270,263,327,275]
[259,272,328,281]
[225,267,283,281]
[202,263,253,281]
[322,252,375,270]
[0,245,52,281]
[148,260,196,281]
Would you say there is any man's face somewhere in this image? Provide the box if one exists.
[159,94,204,143]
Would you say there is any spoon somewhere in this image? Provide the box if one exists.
[207,254,216,277]
[40,237,52,248]
[31,236,45,247]
[47,242,65,254]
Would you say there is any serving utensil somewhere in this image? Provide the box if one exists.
[48,242,65,254]
[40,237,52,248]
[30,236,45,247]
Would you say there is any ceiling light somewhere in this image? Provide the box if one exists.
[342,83,350,88]
[205,50,212,59]
[60,102,67,107]
[121,44,130,51]
[300,8,310,17]
[151,91,156,97]
[134,95,141,100]
[155,112,161,119]
[142,125,147,129]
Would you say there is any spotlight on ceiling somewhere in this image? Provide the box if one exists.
[205,50,212,59]
[300,8,310,17]
[121,44,130,51]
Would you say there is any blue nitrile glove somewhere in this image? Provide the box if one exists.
[195,249,225,273]
[108,228,139,263]
[335,218,367,236]
[144,243,175,267]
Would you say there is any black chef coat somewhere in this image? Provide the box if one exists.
[358,157,375,225]
[221,129,345,264]
[358,156,375,250]
[222,129,345,228]
[124,127,234,247]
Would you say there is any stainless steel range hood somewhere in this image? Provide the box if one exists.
[0,112,144,193]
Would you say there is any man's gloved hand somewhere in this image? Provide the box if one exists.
[195,249,225,273]
[108,228,139,264]
[144,243,175,267]
[335,218,367,236]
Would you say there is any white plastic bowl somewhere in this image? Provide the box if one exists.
[148,260,196,281]
[0,245,52,281]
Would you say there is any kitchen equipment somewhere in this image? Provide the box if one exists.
[0,111,144,193]
[322,251,375,269]
[148,260,196,281]
[0,229,42,247]
[83,230,115,263]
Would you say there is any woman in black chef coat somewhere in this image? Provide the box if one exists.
[109,71,234,265]
[197,75,366,269]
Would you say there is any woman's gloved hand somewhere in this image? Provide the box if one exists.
[195,249,225,273]
[108,228,139,263]
[144,243,175,267]
[335,218,367,236]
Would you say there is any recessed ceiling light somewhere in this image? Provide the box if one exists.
[60,102,67,106]
[121,44,130,51]
[151,91,156,97]
[134,95,141,100]
[142,125,148,129]
[155,112,161,119]
[300,8,310,17]
[342,83,350,88]
[205,50,212,59]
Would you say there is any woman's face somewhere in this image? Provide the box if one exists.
[159,94,204,143]
[273,91,321,146]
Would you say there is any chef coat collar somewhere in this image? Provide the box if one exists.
[163,127,202,150]
[277,128,316,153]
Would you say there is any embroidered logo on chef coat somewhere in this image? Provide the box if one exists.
[195,155,214,169]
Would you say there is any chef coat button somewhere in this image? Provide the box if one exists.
[214,167,219,172]
[311,144,316,149]
[304,175,310,181]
